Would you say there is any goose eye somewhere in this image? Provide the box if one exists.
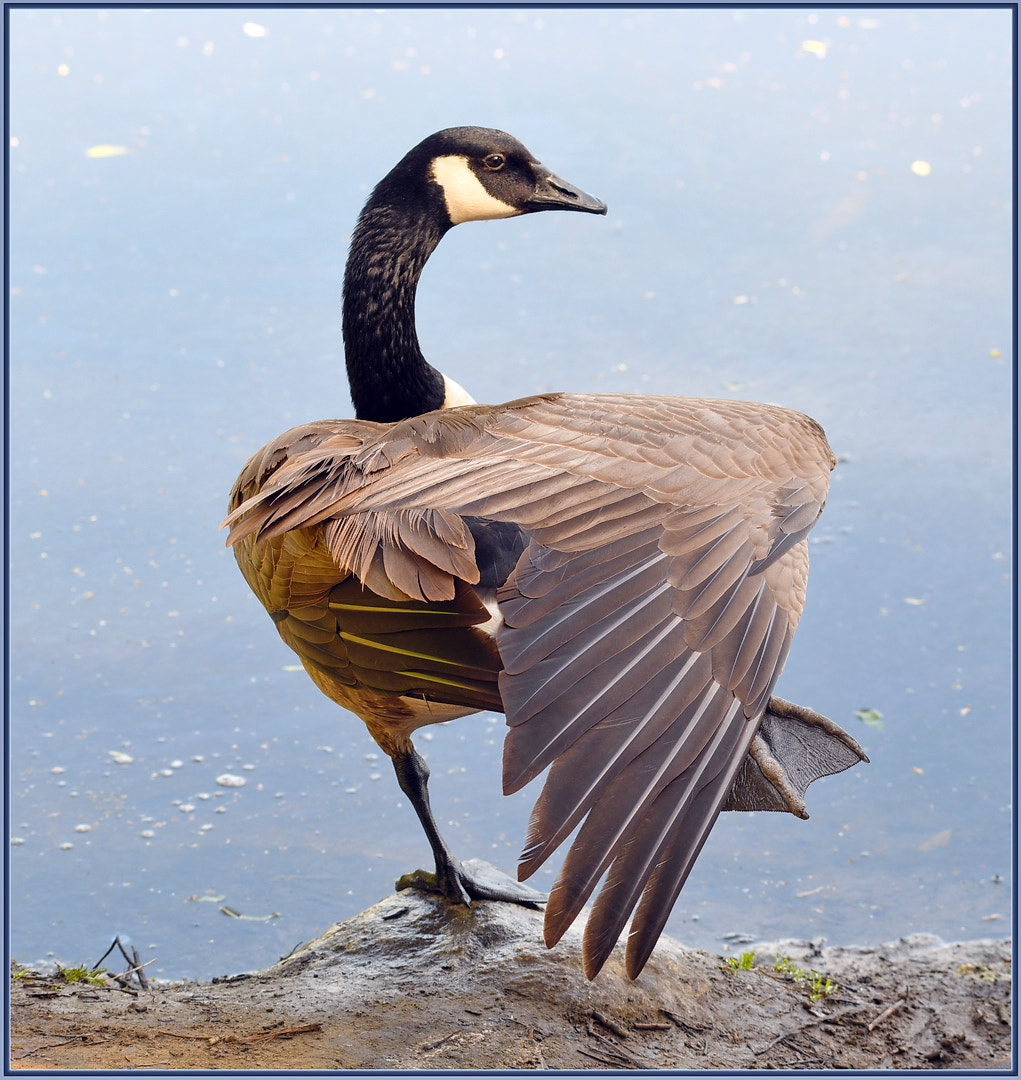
[482,154,506,171]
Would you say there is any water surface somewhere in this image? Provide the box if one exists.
[9,7,1013,981]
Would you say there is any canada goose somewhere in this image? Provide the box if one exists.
[223,127,867,980]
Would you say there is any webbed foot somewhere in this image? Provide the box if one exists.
[397,857,546,909]
[724,695,869,817]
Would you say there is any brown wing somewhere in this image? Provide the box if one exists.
[224,392,835,978]
[227,420,503,723]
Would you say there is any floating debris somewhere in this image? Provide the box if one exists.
[216,773,246,788]
[919,829,952,851]
[85,144,130,159]
[855,708,884,730]
[220,906,279,921]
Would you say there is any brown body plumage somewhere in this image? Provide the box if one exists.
[224,128,866,980]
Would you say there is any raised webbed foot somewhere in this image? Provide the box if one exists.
[724,695,869,817]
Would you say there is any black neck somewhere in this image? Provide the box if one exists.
[342,190,451,423]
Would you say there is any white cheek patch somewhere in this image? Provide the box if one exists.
[431,155,522,224]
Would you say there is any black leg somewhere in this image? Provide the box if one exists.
[391,745,545,908]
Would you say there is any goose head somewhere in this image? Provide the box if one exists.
[368,126,607,228]
[343,127,605,424]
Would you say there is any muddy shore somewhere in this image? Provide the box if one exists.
[9,875,1013,1072]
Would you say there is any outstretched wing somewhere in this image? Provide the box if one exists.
[224,391,835,978]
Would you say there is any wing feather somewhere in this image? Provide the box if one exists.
[543,691,745,952]
[515,649,714,875]
[499,547,671,674]
[583,703,750,980]
[503,614,692,800]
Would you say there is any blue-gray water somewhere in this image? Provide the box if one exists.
[9,8,1012,982]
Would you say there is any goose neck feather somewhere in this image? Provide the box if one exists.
[342,195,450,424]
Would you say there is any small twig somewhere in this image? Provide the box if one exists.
[240,1022,321,1042]
[577,1048,629,1069]
[93,939,120,970]
[92,935,153,991]
[131,946,150,991]
[108,957,155,994]
[633,1022,671,1031]
[755,1015,838,1058]
[15,1037,85,1059]
[158,1030,222,1044]
[158,1022,321,1047]
[750,969,791,983]
[657,1007,711,1033]
[585,1026,642,1069]
[106,972,137,995]
[219,905,279,921]
[421,1030,460,1053]
[755,1029,797,1057]
[867,998,905,1032]
[590,1009,629,1038]
[122,957,157,979]
[115,937,136,969]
